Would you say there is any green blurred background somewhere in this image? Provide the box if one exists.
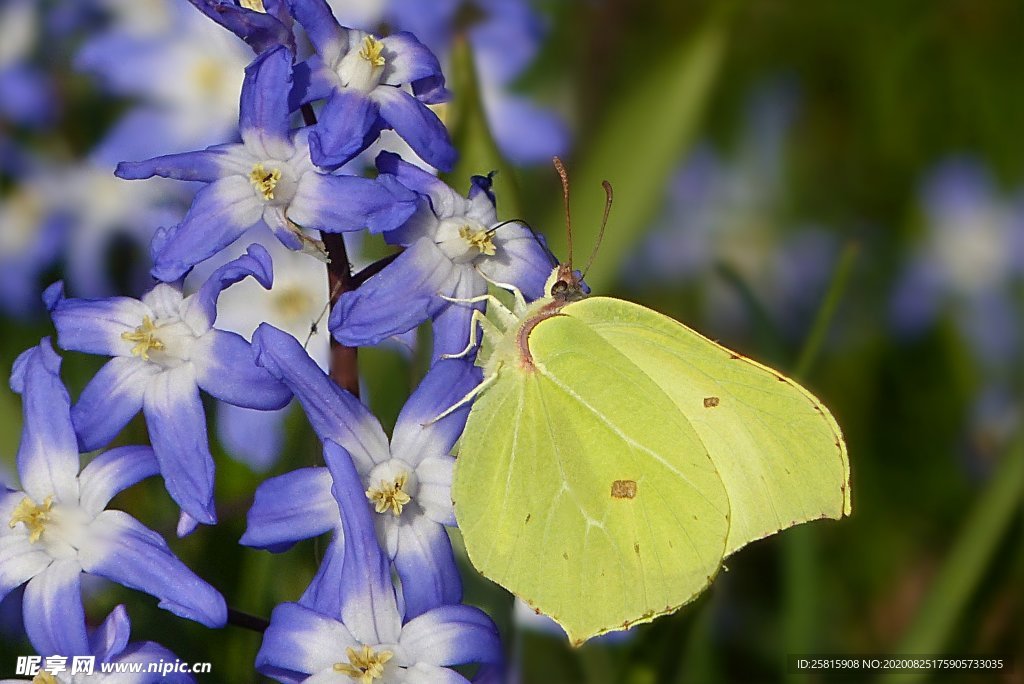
[2,0,1023,682]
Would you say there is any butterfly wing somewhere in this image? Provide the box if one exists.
[453,312,730,645]
[564,297,851,557]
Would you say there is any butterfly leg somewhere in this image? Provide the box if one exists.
[425,371,498,425]
[475,269,528,314]
[439,293,519,330]
[440,309,499,360]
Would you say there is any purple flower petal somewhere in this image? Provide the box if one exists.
[240,45,295,160]
[192,330,291,410]
[286,0,347,61]
[330,237,457,347]
[251,324,389,466]
[476,221,552,300]
[115,150,228,183]
[430,266,487,360]
[72,358,159,452]
[241,468,337,550]
[78,446,159,518]
[48,284,151,357]
[373,86,456,172]
[81,510,226,627]
[391,359,480,463]
[23,560,89,657]
[393,514,461,620]
[256,601,356,681]
[141,367,217,527]
[10,341,80,504]
[90,604,131,662]
[400,604,502,668]
[290,173,419,234]
[324,440,402,644]
[151,178,263,282]
[308,89,380,170]
[376,151,462,219]
[180,243,274,333]
[380,32,444,89]
[217,403,288,472]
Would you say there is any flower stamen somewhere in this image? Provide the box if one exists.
[9,495,54,544]
[121,316,165,361]
[334,645,393,683]
[459,226,497,256]
[240,0,266,12]
[249,163,283,201]
[359,36,386,67]
[366,473,412,516]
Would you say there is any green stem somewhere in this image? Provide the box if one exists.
[879,439,1024,684]
[793,242,860,379]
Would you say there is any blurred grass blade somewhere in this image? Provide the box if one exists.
[879,438,1024,684]
[444,36,523,218]
[541,8,731,291]
[782,241,859,683]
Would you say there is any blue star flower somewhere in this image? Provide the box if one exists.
[1,341,226,658]
[288,0,455,170]
[115,45,418,282]
[330,151,553,359]
[12,605,196,682]
[243,324,478,620]
[254,438,501,683]
[46,245,291,534]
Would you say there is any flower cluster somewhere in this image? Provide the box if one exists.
[4,0,556,678]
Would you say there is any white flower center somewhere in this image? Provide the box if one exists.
[122,316,195,368]
[337,34,387,94]
[435,216,496,264]
[365,461,419,517]
[9,495,92,561]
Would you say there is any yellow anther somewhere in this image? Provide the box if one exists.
[359,35,386,67]
[249,163,283,201]
[32,673,59,684]
[121,316,165,361]
[459,226,497,256]
[240,0,266,12]
[334,645,393,683]
[366,473,412,516]
[9,495,54,544]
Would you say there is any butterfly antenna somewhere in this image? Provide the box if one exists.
[582,180,613,278]
[487,219,559,267]
[553,156,573,271]
[305,280,342,348]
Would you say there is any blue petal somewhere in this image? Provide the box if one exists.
[251,324,390,465]
[431,267,487,360]
[241,467,337,550]
[192,330,291,409]
[375,150,463,219]
[380,32,445,89]
[141,367,217,527]
[286,0,347,60]
[400,604,502,667]
[391,359,480,462]
[81,510,227,627]
[181,243,274,332]
[185,0,295,54]
[10,340,80,504]
[240,45,295,160]
[330,237,457,347]
[298,534,346,618]
[217,403,288,472]
[256,601,356,682]
[113,641,198,683]
[290,56,336,108]
[394,514,461,620]
[77,446,160,518]
[23,560,89,657]
[151,178,263,282]
[72,358,158,453]
[324,440,402,643]
[373,87,456,172]
[115,150,229,183]
[403,664,472,684]
[47,284,152,357]
[308,90,379,170]
[90,604,131,662]
[290,173,418,234]
[0,491,50,603]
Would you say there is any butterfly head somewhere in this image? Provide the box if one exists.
[544,262,589,303]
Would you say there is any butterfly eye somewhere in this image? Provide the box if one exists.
[551,280,569,296]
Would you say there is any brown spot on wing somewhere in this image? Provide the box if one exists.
[611,480,637,499]
[703,396,720,408]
